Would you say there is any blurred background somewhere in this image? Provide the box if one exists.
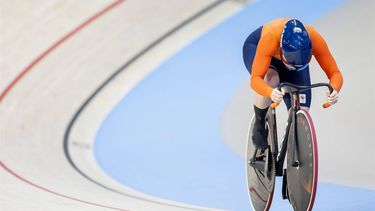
[1,0,374,210]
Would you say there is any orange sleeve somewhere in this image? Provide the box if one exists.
[310,27,343,92]
[250,33,277,97]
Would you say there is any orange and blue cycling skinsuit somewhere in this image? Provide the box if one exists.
[243,18,343,108]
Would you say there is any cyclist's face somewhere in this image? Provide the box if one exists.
[281,54,308,71]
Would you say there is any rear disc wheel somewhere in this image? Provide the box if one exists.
[246,115,276,211]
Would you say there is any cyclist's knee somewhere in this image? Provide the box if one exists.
[253,68,279,109]
[264,68,280,88]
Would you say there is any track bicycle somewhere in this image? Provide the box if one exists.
[246,82,333,211]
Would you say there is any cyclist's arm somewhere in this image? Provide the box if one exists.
[250,33,277,97]
[310,27,344,92]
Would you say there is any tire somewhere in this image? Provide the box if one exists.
[246,115,276,211]
[286,110,318,211]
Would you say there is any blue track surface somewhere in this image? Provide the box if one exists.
[94,0,375,210]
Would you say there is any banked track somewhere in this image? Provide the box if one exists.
[0,0,243,210]
[63,0,238,209]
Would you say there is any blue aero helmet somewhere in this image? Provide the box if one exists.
[280,19,312,71]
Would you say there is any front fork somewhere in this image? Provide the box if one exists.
[276,107,300,176]
[290,92,301,168]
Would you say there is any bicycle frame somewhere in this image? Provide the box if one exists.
[267,83,333,176]
[271,90,300,176]
[250,83,332,174]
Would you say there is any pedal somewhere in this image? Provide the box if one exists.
[249,159,265,170]
[249,148,267,172]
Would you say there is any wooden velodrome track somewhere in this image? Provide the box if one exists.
[0,1,243,210]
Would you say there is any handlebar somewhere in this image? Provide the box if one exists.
[270,82,333,109]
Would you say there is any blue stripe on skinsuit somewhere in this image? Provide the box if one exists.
[93,0,375,211]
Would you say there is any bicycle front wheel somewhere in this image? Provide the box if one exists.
[287,110,318,211]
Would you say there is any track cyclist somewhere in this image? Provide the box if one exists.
[242,18,343,150]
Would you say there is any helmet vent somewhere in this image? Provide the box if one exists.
[293,27,302,33]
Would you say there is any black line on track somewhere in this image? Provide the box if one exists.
[63,0,231,209]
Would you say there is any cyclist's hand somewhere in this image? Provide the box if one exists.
[326,90,339,105]
[271,88,285,103]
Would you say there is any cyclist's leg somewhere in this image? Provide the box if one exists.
[243,26,280,149]
[252,68,280,149]
[253,68,279,108]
